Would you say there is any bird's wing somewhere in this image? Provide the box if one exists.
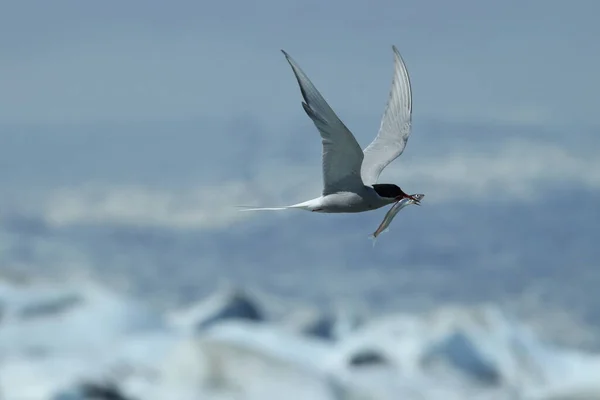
[360,45,413,186]
[282,50,365,195]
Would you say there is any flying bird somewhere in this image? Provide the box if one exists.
[241,46,423,214]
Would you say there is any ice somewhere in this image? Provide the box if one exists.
[1,280,600,400]
[167,285,265,333]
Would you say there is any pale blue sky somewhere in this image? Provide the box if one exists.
[1,0,599,230]
[2,0,599,127]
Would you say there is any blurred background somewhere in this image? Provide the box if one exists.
[1,1,600,399]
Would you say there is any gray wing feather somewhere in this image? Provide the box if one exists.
[361,45,413,186]
[282,50,365,195]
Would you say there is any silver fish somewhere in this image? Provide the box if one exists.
[369,194,424,246]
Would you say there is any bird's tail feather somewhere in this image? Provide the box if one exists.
[236,206,291,212]
[237,199,318,212]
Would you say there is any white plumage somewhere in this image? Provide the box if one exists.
[241,46,423,214]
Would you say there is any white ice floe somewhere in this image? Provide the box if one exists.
[1,280,600,400]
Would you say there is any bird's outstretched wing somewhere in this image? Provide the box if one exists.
[361,46,413,186]
[282,50,365,195]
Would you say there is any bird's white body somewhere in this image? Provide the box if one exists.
[244,188,394,213]
[241,46,423,214]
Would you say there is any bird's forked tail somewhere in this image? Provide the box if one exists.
[236,206,292,212]
[236,199,319,212]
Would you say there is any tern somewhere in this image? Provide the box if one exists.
[242,46,423,214]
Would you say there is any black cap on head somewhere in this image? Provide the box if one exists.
[372,184,406,199]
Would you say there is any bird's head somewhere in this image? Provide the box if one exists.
[373,184,424,205]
